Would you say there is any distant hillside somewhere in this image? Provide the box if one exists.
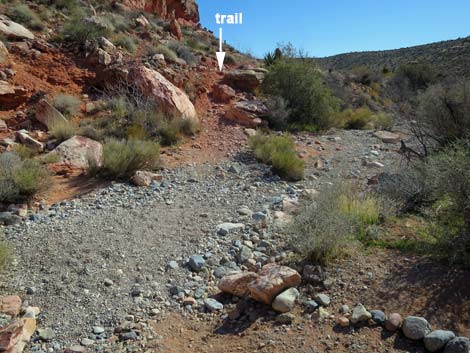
[315,37,470,77]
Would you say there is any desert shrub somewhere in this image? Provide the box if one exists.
[264,96,290,130]
[52,94,81,117]
[350,66,381,86]
[6,4,44,30]
[100,95,196,146]
[389,62,439,100]
[290,182,388,264]
[425,140,470,267]
[262,59,340,131]
[60,13,110,44]
[96,139,161,179]
[0,153,50,203]
[153,44,178,62]
[333,107,393,130]
[249,133,304,181]
[413,81,470,154]
[49,119,78,142]
[12,145,38,160]
[36,0,79,13]
[379,139,470,267]
[334,107,376,129]
[113,34,137,53]
[168,41,197,66]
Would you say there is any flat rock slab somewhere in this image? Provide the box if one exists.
[373,131,401,144]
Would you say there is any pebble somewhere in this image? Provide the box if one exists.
[304,300,319,313]
[92,326,105,334]
[272,288,299,313]
[37,328,55,341]
[350,304,371,324]
[204,298,223,312]
[80,338,94,346]
[314,294,330,306]
[424,330,456,352]
[444,337,470,353]
[402,316,432,340]
[337,316,350,327]
[385,313,402,331]
[188,255,205,272]
[370,310,386,325]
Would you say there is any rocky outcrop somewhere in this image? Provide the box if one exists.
[212,84,236,103]
[49,136,103,168]
[129,66,198,123]
[15,130,44,152]
[223,69,266,93]
[0,17,35,40]
[0,81,28,110]
[0,41,8,65]
[124,0,199,23]
[225,100,269,127]
[35,99,68,130]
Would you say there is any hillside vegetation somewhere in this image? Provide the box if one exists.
[315,36,470,77]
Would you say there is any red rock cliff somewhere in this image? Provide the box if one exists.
[124,0,199,23]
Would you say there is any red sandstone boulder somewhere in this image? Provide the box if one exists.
[49,136,103,169]
[124,0,199,23]
[247,264,301,305]
[218,272,259,297]
[129,66,198,123]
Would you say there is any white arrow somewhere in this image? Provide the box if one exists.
[216,27,226,71]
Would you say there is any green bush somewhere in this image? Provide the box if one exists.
[333,107,393,130]
[350,66,381,86]
[60,14,110,44]
[96,139,161,180]
[152,44,178,62]
[414,81,470,152]
[380,139,470,268]
[249,133,304,181]
[262,59,340,131]
[52,94,81,117]
[290,182,387,264]
[390,62,439,100]
[264,96,290,130]
[6,4,44,31]
[168,41,197,66]
[426,140,470,267]
[0,153,50,203]
[98,95,196,146]
[113,34,137,53]
[49,120,79,142]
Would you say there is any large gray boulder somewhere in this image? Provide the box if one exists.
[0,17,35,40]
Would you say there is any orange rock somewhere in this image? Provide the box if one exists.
[247,264,301,305]
[218,272,259,297]
[0,296,22,317]
[124,0,199,23]
[0,317,36,353]
[169,19,182,40]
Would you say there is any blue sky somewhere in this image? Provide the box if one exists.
[198,0,470,58]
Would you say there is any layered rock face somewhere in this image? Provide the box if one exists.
[124,0,199,23]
